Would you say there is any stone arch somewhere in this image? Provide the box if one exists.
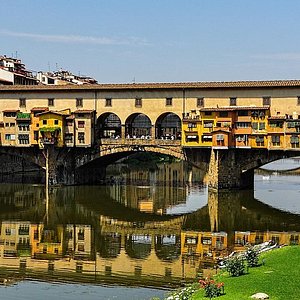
[155,112,181,140]
[125,234,152,259]
[155,235,181,262]
[98,233,121,258]
[96,112,122,139]
[125,113,152,138]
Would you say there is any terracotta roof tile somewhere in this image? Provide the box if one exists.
[31,107,49,112]
[73,110,95,114]
[1,80,300,91]
[200,106,269,112]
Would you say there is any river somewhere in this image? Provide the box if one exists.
[0,159,299,300]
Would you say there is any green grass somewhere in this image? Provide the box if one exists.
[191,246,300,300]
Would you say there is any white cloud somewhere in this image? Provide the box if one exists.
[0,29,149,46]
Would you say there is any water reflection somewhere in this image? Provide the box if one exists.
[0,177,299,290]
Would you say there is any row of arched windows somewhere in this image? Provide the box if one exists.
[97,112,181,140]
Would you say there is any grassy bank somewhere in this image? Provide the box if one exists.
[190,246,300,300]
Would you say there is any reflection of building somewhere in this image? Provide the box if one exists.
[234,231,300,251]
[0,221,31,257]
[65,224,93,260]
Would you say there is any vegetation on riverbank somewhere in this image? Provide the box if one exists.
[163,245,300,300]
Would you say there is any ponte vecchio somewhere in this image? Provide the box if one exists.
[1,80,300,189]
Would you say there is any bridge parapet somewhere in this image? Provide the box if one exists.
[99,138,184,160]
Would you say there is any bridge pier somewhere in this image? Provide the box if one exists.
[206,149,254,190]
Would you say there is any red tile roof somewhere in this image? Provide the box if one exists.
[1,80,300,91]
[200,106,269,112]
[31,107,49,112]
[73,110,95,114]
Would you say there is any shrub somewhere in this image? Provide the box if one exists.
[199,277,224,299]
[245,246,259,267]
[225,256,245,277]
[166,283,199,300]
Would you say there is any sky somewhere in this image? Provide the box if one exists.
[1,0,300,83]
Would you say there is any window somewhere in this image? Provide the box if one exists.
[197,97,204,107]
[252,122,258,130]
[188,122,197,128]
[78,121,85,128]
[135,98,142,107]
[236,122,250,128]
[204,111,212,116]
[105,98,112,107]
[230,97,237,106]
[18,134,29,144]
[263,96,271,106]
[203,121,213,128]
[34,131,39,141]
[48,98,54,106]
[271,135,280,146]
[298,97,300,106]
[291,135,300,148]
[76,98,83,107]
[19,98,26,107]
[78,132,85,143]
[237,110,248,116]
[43,120,47,125]
[256,136,265,146]
[5,134,15,141]
[65,133,73,143]
[216,134,224,141]
[219,111,228,117]
[66,120,73,126]
[259,122,266,130]
[166,97,172,106]
[54,120,59,125]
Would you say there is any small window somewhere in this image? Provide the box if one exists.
[219,111,228,117]
[48,98,54,106]
[135,98,142,107]
[78,132,85,143]
[43,120,47,125]
[19,98,26,107]
[166,97,172,106]
[54,120,59,125]
[76,98,83,107]
[197,97,204,107]
[263,97,271,106]
[230,97,237,106]
[105,98,112,107]
[78,121,85,128]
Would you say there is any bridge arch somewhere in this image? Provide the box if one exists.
[125,234,152,259]
[155,234,181,262]
[97,112,122,139]
[125,113,152,138]
[155,112,181,140]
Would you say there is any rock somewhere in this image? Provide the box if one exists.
[251,292,269,299]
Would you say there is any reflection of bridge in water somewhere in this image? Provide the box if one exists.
[0,184,299,287]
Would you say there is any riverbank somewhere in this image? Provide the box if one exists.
[189,245,300,300]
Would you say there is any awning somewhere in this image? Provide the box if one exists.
[39,126,61,132]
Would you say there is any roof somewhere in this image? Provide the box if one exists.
[31,107,49,112]
[73,110,95,114]
[36,111,67,117]
[1,80,300,91]
[268,116,286,120]
[200,106,270,112]
[3,109,19,113]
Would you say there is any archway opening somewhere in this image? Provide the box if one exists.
[155,113,181,140]
[97,113,121,139]
[125,113,152,138]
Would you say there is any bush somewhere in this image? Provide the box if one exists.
[245,246,259,267]
[225,256,245,277]
[166,283,199,300]
[199,277,224,299]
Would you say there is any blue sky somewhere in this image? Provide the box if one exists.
[1,0,300,83]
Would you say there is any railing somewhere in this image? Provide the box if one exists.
[100,138,181,147]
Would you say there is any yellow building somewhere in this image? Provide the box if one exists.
[30,107,49,146]
[37,111,66,148]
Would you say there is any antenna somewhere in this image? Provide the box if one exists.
[132,77,136,84]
